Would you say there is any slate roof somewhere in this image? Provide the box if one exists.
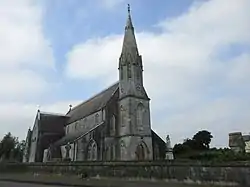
[53,131,83,146]
[66,82,119,124]
[53,122,104,146]
[39,112,68,133]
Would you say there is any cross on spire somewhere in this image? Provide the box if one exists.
[128,4,130,14]
[125,4,134,31]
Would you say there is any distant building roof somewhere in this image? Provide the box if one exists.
[229,132,242,136]
[66,82,119,124]
[243,135,250,142]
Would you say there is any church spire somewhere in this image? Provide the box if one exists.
[120,4,139,61]
[125,4,133,30]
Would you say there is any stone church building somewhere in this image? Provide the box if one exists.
[23,6,167,163]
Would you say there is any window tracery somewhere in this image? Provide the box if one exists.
[86,139,97,161]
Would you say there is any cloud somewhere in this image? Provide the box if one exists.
[0,0,57,138]
[0,0,54,99]
[0,0,54,69]
[65,0,250,147]
[0,70,49,100]
[65,35,121,84]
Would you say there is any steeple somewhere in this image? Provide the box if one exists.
[120,4,139,64]
[118,4,148,100]
[117,4,153,161]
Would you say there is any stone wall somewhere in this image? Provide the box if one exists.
[1,161,250,186]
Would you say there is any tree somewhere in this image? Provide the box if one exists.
[0,132,17,159]
[173,143,190,155]
[183,139,196,148]
[13,140,26,162]
[0,132,24,162]
[192,130,213,150]
[173,130,213,159]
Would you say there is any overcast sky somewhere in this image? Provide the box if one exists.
[0,0,249,147]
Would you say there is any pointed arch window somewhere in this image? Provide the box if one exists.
[120,105,126,127]
[136,103,145,131]
[127,64,131,78]
[120,140,126,159]
[87,139,97,161]
[110,115,116,134]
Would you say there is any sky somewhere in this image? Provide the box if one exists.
[0,0,249,147]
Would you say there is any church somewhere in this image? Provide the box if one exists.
[23,5,169,163]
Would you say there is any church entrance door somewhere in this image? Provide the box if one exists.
[136,144,145,160]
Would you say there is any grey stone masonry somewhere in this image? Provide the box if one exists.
[118,5,153,161]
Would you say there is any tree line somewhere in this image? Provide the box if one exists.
[0,132,25,162]
[173,130,250,162]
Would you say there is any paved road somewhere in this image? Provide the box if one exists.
[0,180,226,187]
[0,181,66,187]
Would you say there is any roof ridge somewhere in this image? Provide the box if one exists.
[40,111,67,117]
[67,81,119,114]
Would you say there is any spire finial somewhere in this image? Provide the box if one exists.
[125,4,133,30]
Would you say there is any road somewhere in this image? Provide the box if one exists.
[0,181,67,187]
[0,180,217,187]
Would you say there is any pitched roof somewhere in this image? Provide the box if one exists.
[39,113,68,133]
[66,82,119,124]
[53,122,104,146]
